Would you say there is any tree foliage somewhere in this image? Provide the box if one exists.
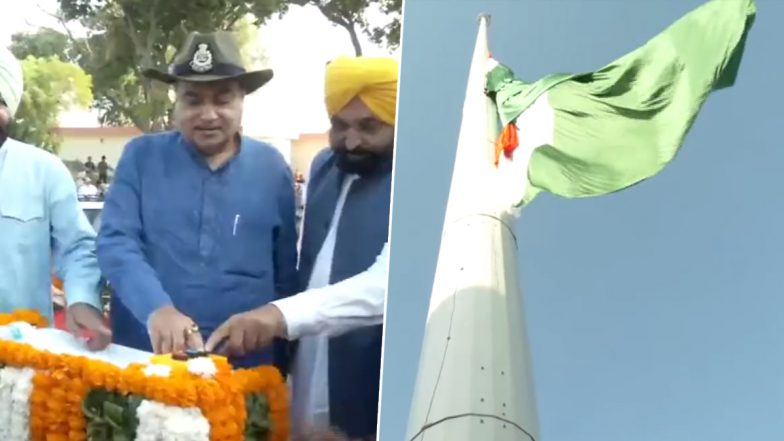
[9,0,397,136]
[51,0,283,132]
[369,0,401,51]
[8,56,93,153]
[285,0,401,56]
[10,29,74,61]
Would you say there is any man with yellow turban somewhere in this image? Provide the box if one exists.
[206,56,398,440]
[0,46,110,349]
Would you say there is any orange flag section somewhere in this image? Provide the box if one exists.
[494,122,519,166]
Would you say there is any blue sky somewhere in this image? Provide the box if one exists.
[380,1,784,440]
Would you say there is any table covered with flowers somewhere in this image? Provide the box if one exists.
[0,310,288,441]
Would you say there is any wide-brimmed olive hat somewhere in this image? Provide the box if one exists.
[142,31,273,93]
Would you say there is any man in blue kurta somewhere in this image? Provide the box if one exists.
[96,32,298,369]
[206,56,397,440]
[0,46,110,349]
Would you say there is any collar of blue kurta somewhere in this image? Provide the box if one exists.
[175,131,247,172]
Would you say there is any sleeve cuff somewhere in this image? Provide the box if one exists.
[271,295,317,340]
[270,242,389,340]
[62,284,102,312]
[142,297,174,332]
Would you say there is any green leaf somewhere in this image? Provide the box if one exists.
[244,392,272,439]
[103,401,125,428]
[82,389,142,441]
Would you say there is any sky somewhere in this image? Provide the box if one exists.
[381,1,784,441]
[0,0,398,136]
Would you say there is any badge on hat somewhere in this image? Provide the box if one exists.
[189,43,213,73]
[142,31,273,93]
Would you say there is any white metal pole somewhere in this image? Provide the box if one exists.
[405,14,540,441]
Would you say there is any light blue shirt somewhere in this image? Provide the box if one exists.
[0,138,101,324]
[0,145,7,172]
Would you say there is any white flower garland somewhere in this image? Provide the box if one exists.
[0,324,222,440]
[135,400,211,441]
[0,367,14,440]
[134,359,214,440]
[143,363,173,378]
[186,357,217,379]
[0,366,35,441]
[10,367,34,441]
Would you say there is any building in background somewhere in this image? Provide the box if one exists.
[55,125,327,178]
[290,133,330,177]
[56,126,141,169]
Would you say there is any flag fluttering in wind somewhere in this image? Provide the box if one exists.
[488,0,756,208]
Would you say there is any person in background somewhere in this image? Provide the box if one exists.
[295,171,307,205]
[0,46,110,349]
[97,31,298,371]
[77,176,100,200]
[97,156,109,185]
[84,156,96,172]
[98,181,109,199]
[207,55,397,441]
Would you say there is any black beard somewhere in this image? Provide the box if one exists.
[333,146,392,176]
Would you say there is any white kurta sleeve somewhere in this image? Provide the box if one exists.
[272,242,389,340]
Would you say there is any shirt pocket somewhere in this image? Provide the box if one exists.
[223,209,277,280]
[0,198,48,254]
[0,196,45,222]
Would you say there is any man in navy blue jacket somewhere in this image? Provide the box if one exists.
[96,31,298,370]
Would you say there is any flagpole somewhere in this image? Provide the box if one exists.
[405,14,540,441]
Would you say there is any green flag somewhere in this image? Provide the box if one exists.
[486,0,756,207]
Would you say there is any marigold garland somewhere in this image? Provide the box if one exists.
[29,371,50,440]
[0,312,289,441]
[234,369,289,441]
[0,309,49,328]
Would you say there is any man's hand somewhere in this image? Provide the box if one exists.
[67,303,112,351]
[204,304,287,357]
[147,305,204,354]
